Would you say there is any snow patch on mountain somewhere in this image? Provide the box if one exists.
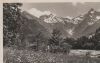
[96,16,100,20]
[66,29,73,36]
[89,8,95,14]
[73,18,82,24]
[88,22,94,25]
[44,14,58,23]
[88,34,95,39]
[43,13,66,24]
[72,15,83,24]
[90,10,95,14]
[65,16,73,19]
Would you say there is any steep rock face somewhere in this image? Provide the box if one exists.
[73,8,100,38]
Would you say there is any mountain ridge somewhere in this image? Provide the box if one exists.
[22,8,100,39]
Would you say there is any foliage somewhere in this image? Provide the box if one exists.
[47,29,71,53]
[3,3,23,47]
[48,29,62,46]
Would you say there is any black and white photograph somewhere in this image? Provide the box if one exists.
[3,2,100,63]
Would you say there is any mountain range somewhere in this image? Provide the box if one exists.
[21,8,100,39]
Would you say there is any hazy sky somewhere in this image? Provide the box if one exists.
[21,2,100,17]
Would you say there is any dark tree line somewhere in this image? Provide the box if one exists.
[64,27,100,50]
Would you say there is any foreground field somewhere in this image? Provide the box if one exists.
[4,48,100,63]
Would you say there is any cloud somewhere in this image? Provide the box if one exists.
[27,8,51,18]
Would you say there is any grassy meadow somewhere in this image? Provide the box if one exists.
[4,47,100,63]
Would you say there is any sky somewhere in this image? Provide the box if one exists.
[21,2,100,17]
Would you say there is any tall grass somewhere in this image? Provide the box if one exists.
[4,47,100,63]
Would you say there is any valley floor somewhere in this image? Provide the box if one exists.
[3,47,100,63]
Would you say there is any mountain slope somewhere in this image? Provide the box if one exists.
[73,8,100,38]
[20,11,50,43]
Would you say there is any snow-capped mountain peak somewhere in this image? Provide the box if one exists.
[86,8,100,25]
[43,13,58,23]
[40,13,65,23]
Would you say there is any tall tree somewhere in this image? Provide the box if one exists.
[48,29,62,46]
[3,3,22,46]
